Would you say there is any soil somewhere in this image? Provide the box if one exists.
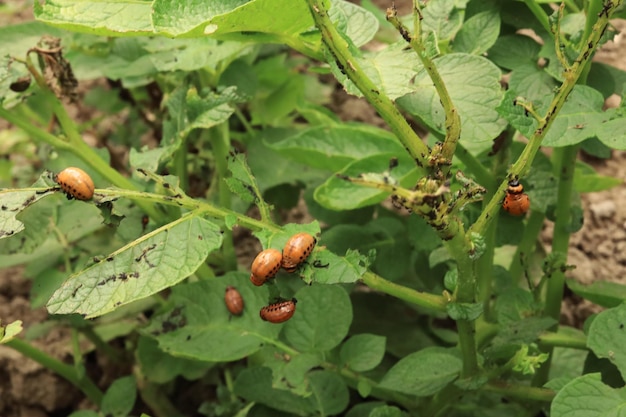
[1,4,626,417]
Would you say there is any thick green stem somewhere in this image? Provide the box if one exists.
[483,381,555,402]
[476,220,496,319]
[5,338,104,405]
[538,329,587,350]
[210,123,237,271]
[508,210,545,284]
[305,0,430,168]
[445,226,479,377]
[361,271,447,312]
[172,135,189,192]
[533,146,578,386]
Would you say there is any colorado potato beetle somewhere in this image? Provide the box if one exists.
[224,286,244,316]
[250,248,283,286]
[55,167,95,201]
[502,179,530,216]
[282,232,316,273]
[260,298,297,323]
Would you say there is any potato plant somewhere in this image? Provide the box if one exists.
[1,0,626,416]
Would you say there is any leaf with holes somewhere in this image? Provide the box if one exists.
[47,215,223,318]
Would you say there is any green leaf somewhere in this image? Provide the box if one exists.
[101,376,137,417]
[351,293,439,357]
[340,334,386,372]
[34,0,154,36]
[68,411,99,417]
[144,85,237,169]
[550,373,626,417]
[315,153,421,210]
[397,53,507,154]
[495,288,540,324]
[268,124,405,172]
[581,137,612,159]
[541,86,606,147]
[573,161,623,192]
[453,10,500,55]
[152,0,374,55]
[588,304,626,381]
[31,269,68,309]
[379,347,462,396]
[285,285,352,352]
[345,402,387,417]
[370,406,409,417]
[0,320,23,344]
[165,84,237,142]
[248,128,328,192]
[567,280,626,308]
[447,302,483,320]
[596,115,626,150]
[136,336,212,383]
[487,34,541,70]
[225,152,263,205]
[329,0,379,48]
[151,0,250,37]
[588,62,626,98]
[234,366,314,416]
[145,273,281,362]
[329,42,424,100]
[283,353,325,396]
[421,0,464,41]
[0,21,64,58]
[321,217,411,281]
[150,38,254,74]
[508,63,558,102]
[486,317,556,360]
[0,173,57,241]
[306,249,368,285]
[47,215,223,318]
[499,86,620,149]
[308,371,350,415]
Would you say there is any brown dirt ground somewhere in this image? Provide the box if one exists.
[1,3,626,417]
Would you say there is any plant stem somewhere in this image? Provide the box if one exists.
[5,338,104,405]
[469,4,618,238]
[80,326,124,362]
[305,0,430,168]
[172,133,189,192]
[135,372,185,417]
[476,219,496,318]
[361,271,447,313]
[389,2,462,169]
[522,0,552,34]
[508,210,545,284]
[538,329,587,350]
[445,227,479,377]
[210,123,237,271]
[0,106,73,151]
[483,380,555,402]
[533,145,579,386]
[16,57,165,222]
[94,188,280,233]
